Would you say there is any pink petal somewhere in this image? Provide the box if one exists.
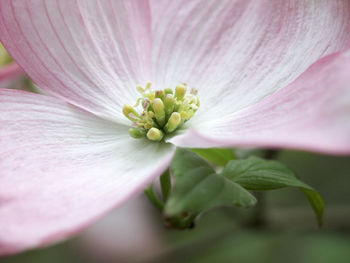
[150,0,350,123]
[0,63,25,88]
[0,89,174,255]
[169,51,350,154]
[0,0,151,122]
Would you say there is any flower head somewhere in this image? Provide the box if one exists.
[123,82,200,141]
[0,0,350,255]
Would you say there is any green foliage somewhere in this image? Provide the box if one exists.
[191,148,236,166]
[164,149,324,228]
[222,157,310,190]
[302,188,325,227]
[166,149,256,216]
[222,156,324,227]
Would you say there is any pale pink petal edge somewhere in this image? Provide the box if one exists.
[0,149,174,256]
[169,51,350,155]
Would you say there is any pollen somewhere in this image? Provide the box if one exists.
[123,82,200,141]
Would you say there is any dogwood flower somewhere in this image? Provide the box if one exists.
[0,0,350,255]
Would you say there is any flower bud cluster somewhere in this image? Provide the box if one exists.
[123,82,200,141]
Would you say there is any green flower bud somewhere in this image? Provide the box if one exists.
[128,128,145,139]
[136,85,145,93]
[175,84,187,100]
[123,104,139,121]
[152,98,166,126]
[164,88,173,95]
[147,127,164,141]
[164,95,176,117]
[164,112,181,133]
[155,90,165,100]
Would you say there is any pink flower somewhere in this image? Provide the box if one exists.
[0,0,350,255]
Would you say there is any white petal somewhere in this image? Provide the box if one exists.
[170,51,350,154]
[0,89,174,255]
[150,0,350,124]
[0,0,152,122]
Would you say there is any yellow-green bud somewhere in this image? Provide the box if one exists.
[123,104,139,121]
[175,84,187,100]
[164,88,173,95]
[152,98,166,126]
[164,112,181,133]
[146,92,155,101]
[136,85,145,93]
[180,110,194,120]
[146,82,152,90]
[129,128,145,139]
[124,83,200,142]
[147,128,164,141]
[164,95,175,116]
[155,90,165,100]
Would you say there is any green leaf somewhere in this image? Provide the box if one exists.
[171,148,216,177]
[222,156,324,227]
[222,157,310,190]
[191,148,236,166]
[302,188,325,228]
[166,149,256,215]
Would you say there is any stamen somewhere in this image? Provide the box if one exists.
[122,82,200,142]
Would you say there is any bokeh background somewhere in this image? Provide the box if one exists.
[1,42,350,263]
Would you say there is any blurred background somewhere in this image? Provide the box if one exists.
[1,43,350,263]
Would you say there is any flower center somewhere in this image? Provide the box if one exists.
[123,82,200,141]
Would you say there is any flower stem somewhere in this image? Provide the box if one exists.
[249,149,281,228]
[144,184,164,211]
